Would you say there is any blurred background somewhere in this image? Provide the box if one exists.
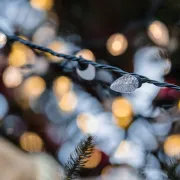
[0,0,180,179]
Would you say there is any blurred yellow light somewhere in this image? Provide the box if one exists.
[164,135,180,157]
[46,41,65,62]
[59,91,77,112]
[107,33,128,56]
[3,66,23,88]
[9,42,35,67]
[30,0,54,11]
[178,101,180,110]
[76,113,98,134]
[23,76,46,99]
[53,76,72,98]
[20,132,43,152]
[76,49,95,61]
[85,149,102,168]
[112,97,132,128]
[8,49,27,67]
[148,21,169,46]
[114,115,132,129]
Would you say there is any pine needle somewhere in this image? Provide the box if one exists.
[64,136,95,180]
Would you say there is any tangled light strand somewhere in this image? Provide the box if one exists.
[5,34,180,92]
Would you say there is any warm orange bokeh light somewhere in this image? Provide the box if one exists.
[8,49,27,67]
[3,66,23,88]
[20,132,44,152]
[178,101,180,110]
[164,135,180,157]
[113,115,132,129]
[30,0,54,11]
[46,41,65,62]
[53,76,72,98]
[106,33,128,56]
[148,21,169,47]
[112,97,132,128]
[59,91,77,112]
[76,49,95,61]
[9,42,35,67]
[85,149,102,168]
[23,76,46,99]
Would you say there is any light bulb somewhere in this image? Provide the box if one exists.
[110,74,140,93]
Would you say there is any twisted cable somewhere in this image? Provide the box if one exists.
[7,34,180,91]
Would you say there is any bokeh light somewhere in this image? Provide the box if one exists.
[128,119,158,151]
[106,33,128,56]
[33,57,49,75]
[22,76,46,99]
[0,32,7,49]
[84,149,102,169]
[112,97,133,128]
[76,49,95,61]
[30,0,54,11]
[59,91,77,112]
[178,101,180,110]
[164,59,171,75]
[33,25,56,45]
[53,76,72,98]
[8,49,26,67]
[20,132,44,152]
[114,141,130,158]
[101,166,140,180]
[112,140,145,168]
[76,113,99,134]
[164,135,180,157]
[46,41,66,62]
[3,66,23,88]
[148,21,169,47]
[8,42,35,67]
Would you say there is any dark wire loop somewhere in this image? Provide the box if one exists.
[6,34,180,91]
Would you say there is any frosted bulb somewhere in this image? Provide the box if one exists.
[110,74,140,93]
[76,64,96,80]
[0,32,7,49]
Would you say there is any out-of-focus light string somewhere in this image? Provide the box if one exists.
[6,34,180,91]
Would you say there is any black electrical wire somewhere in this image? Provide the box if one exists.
[6,34,180,91]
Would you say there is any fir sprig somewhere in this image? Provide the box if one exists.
[64,136,95,180]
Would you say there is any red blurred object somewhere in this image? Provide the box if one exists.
[157,78,180,99]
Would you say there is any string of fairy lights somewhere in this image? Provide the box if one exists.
[0,0,180,179]
[0,33,179,93]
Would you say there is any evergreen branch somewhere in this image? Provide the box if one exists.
[64,136,95,180]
